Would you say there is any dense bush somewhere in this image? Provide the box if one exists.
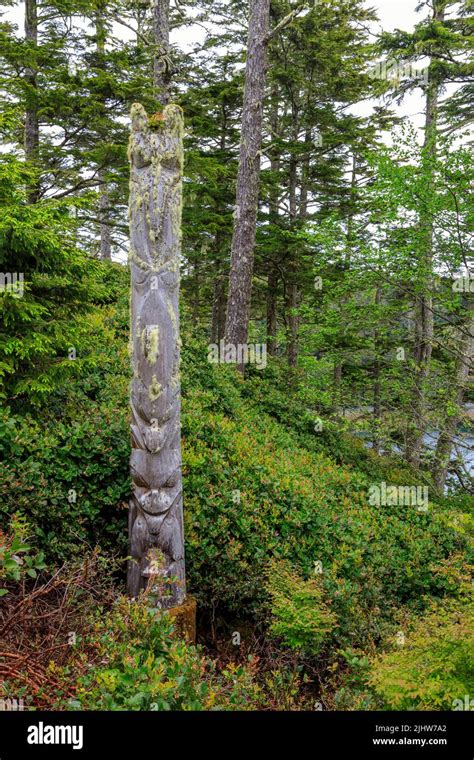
[1,278,471,658]
[369,596,474,710]
[0,515,46,595]
[182,375,470,646]
[265,558,336,655]
[0,405,130,562]
[60,597,267,711]
[0,288,131,562]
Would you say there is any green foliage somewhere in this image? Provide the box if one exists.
[0,155,112,402]
[369,596,474,710]
[2,287,470,656]
[331,648,377,711]
[181,347,471,647]
[61,596,266,711]
[0,514,46,596]
[265,558,336,655]
[0,287,131,560]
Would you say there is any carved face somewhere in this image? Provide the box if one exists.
[130,261,149,287]
[131,378,179,426]
[139,487,178,515]
[130,447,181,490]
[143,418,165,453]
[142,512,166,537]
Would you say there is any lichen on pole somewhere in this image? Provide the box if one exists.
[127,102,186,609]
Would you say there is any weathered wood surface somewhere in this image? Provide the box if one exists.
[127,103,186,608]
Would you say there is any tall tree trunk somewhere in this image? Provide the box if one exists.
[405,2,444,465]
[333,155,358,401]
[266,266,278,356]
[286,113,299,368]
[127,104,186,608]
[24,0,39,204]
[286,281,299,368]
[99,172,112,260]
[192,255,201,323]
[332,361,342,413]
[96,10,112,260]
[211,268,226,344]
[372,285,382,455]
[153,0,170,105]
[299,129,311,218]
[210,116,230,344]
[266,86,280,356]
[433,299,474,492]
[225,0,270,368]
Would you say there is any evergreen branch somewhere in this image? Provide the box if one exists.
[264,3,309,44]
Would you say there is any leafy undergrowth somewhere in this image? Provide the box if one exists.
[368,593,474,710]
[0,555,286,711]
[1,265,472,710]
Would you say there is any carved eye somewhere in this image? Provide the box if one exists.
[130,463,147,488]
[163,470,180,488]
[131,268,149,286]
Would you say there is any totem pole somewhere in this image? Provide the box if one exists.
[127,102,186,609]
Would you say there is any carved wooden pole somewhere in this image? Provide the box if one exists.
[152,0,171,105]
[127,103,185,609]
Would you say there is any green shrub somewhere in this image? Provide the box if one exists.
[0,406,130,562]
[61,596,266,711]
[330,648,379,711]
[0,514,46,595]
[0,297,131,563]
[265,558,336,655]
[369,596,474,710]
[181,374,470,646]
[1,284,471,653]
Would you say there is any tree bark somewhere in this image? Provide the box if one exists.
[372,285,382,455]
[96,10,112,260]
[333,155,358,405]
[266,87,280,356]
[99,171,112,260]
[286,280,299,368]
[211,268,227,344]
[299,129,311,219]
[127,103,186,608]
[286,110,300,368]
[405,2,444,465]
[24,0,39,204]
[266,266,278,356]
[224,0,270,368]
[433,299,474,492]
[153,0,170,105]
[192,256,201,323]
[332,361,342,413]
